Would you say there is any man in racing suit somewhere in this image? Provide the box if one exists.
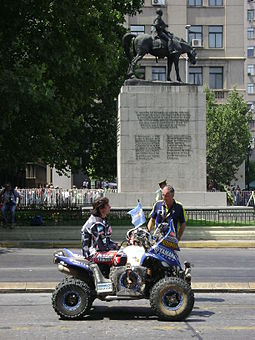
[147,185,187,242]
[81,197,117,258]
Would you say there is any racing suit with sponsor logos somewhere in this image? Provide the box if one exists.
[81,215,117,258]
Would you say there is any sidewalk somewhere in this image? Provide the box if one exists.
[0,281,254,293]
[1,225,255,248]
[0,239,255,248]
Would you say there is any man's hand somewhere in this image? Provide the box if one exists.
[147,218,155,232]
[177,222,186,241]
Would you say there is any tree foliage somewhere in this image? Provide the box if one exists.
[206,88,252,188]
[0,0,144,181]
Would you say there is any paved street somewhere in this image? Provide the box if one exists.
[0,293,254,340]
[0,247,254,283]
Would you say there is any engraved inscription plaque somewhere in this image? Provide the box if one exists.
[136,111,190,129]
[167,135,192,160]
[135,135,160,160]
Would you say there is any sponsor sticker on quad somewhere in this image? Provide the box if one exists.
[154,245,176,261]
[97,283,113,293]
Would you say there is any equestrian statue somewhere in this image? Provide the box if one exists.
[123,9,197,82]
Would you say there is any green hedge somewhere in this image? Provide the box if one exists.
[14,208,133,226]
[9,208,255,226]
[15,207,84,226]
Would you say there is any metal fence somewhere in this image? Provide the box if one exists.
[82,208,255,225]
[18,188,117,207]
[185,208,254,224]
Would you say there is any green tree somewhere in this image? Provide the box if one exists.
[206,88,252,189]
[0,0,144,182]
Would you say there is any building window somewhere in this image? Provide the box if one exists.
[130,25,145,36]
[136,66,145,80]
[152,67,166,81]
[248,10,254,21]
[209,0,223,6]
[189,67,203,85]
[248,46,255,57]
[188,0,202,6]
[248,28,255,40]
[248,83,254,94]
[188,26,203,44]
[209,26,223,48]
[209,67,223,89]
[248,64,255,75]
[26,164,36,179]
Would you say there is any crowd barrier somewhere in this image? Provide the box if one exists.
[13,188,255,208]
[18,188,116,207]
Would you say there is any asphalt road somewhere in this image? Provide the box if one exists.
[0,247,254,283]
[0,293,254,340]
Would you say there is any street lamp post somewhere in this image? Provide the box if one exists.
[185,25,191,83]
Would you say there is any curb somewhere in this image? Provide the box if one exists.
[0,240,255,248]
[179,240,255,248]
[0,282,254,294]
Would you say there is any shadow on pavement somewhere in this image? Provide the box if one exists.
[85,306,156,320]
[59,305,215,322]
[195,297,225,303]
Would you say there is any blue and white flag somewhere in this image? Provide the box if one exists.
[127,201,146,228]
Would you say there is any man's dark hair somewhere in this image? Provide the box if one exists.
[164,185,175,194]
[92,197,109,216]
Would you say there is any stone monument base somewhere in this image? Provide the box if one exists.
[117,82,207,193]
[107,191,226,209]
[115,80,227,209]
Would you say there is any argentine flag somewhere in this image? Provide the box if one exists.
[127,201,146,228]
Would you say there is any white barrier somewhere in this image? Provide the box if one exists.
[18,188,117,207]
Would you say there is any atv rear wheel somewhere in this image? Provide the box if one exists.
[150,277,194,321]
[52,277,93,319]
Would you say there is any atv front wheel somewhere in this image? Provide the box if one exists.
[52,278,93,319]
[150,277,194,321]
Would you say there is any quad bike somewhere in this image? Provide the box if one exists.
[52,220,194,321]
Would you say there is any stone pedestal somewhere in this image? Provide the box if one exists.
[114,80,226,208]
[118,81,206,192]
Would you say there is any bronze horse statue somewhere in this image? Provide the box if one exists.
[123,33,197,82]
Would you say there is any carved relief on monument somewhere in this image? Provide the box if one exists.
[136,111,190,129]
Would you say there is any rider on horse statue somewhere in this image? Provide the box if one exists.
[122,9,196,81]
[153,9,179,54]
